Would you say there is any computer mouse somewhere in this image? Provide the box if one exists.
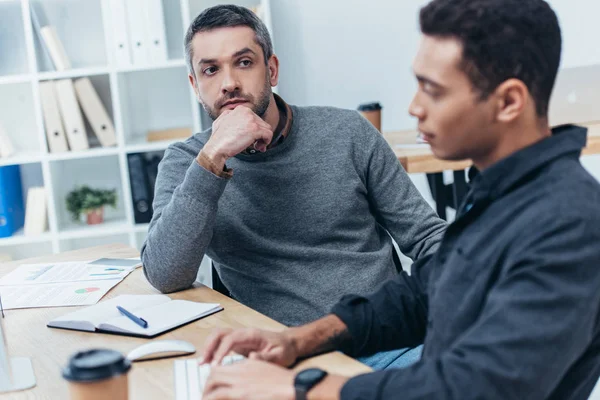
[126,339,196,362]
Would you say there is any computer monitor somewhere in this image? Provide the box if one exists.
[0,296,36,393]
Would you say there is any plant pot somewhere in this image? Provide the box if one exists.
[86,208,104,225]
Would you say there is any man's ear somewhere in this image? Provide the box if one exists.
[188,73,202,103]
[268,54,280,87]
[493,79,529,123]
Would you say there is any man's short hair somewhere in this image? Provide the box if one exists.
[184,4,274,74]
[420,0,562,117]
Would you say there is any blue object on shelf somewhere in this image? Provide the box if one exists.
[0,165,25,238]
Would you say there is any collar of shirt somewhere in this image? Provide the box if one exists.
[242,93,293,155]
[466,124,588,207]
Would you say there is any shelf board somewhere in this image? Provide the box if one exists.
[46,146,119,162]
[0,229,53,247]
[57,219,131,240]
[124,139,178,154]
[0,151,44,167]
[0,73,31,85]
[37,66,109,81]
[117,58,187,74]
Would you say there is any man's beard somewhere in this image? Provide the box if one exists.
[201,75,272,121]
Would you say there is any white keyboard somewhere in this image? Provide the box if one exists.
[174,355,246,400]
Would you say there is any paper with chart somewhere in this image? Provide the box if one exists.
[0,280,121,310]
[0,258,141,309]
[0,259,141,286]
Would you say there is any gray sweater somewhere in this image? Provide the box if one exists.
[141,105,447,326]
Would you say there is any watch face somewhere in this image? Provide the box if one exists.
[295,368,327,386]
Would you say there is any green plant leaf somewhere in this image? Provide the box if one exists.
[65,186,118,221]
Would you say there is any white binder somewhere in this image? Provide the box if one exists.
[124,0,150,65]
[40,26,71,71]
[29,3,55,71]
[0,122,15,158]
[54,79,89,152]
[108,0,132,68]
[39,81,69,153]
[23,187,47,236]
[144,0,168,64]
[74,78,117,147]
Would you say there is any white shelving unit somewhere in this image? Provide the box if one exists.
[0,0,275,267]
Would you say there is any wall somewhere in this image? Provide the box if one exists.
[271,0,600,202]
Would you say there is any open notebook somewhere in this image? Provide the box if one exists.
[47,295,222,338]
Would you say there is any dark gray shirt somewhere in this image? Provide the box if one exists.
[333,125,600,400]
[141,105,447,326]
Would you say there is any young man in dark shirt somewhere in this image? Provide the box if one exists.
[199,0,600,399]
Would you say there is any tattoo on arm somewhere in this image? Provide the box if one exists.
[310,327,353,357]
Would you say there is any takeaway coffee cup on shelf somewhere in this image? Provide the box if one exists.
[63,349,131,400]
[357,102,383,132]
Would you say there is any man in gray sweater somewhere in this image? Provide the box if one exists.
[141,5,446,367]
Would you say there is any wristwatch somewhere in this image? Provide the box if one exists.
[294,368,328,400]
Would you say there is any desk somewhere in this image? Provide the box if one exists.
[384,122,600,219]
[0,244,371,399]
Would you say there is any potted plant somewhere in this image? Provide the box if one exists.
[66,186,117,225]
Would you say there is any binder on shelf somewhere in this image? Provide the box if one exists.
[145,153,163,196]
[39,81,69,153]
[127,153,153,224]
[108,0,132,68]
[54,79,89,152]
[74,78,117,147]
[30,2,55,71]
[124,0,150,65]
[0,165,25,238]
[144,0,168,64]
[23,187,47,236]
[39,25,72,71]
[0,122,15,158]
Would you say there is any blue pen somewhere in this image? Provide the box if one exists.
[116,306,148,328]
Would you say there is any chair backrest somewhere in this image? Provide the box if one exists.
[211,262,232,298]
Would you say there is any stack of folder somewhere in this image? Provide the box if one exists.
[31,4,117,153]
[23,187,47,236]
[0,166,25,238]
[109,0,169,67]
[127,152,163,224]
[0,167,48,238]
[30,2,71,72]
[39,78,116,153]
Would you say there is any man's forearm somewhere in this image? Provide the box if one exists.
[142,154,229,293]
[142,194,216,293]
[285,314,353,360]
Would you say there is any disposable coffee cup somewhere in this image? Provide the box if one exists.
[63,349,131,400]
[357,102,383,132]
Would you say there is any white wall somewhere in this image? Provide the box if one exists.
[549,0,600,69]
[271,1,600,398]
[271,0,428,130]
[271,0,600,202]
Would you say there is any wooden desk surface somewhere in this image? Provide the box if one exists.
[385,122,600,174]
[0,244,371,399]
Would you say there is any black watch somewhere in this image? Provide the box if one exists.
[294,368,328,400]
